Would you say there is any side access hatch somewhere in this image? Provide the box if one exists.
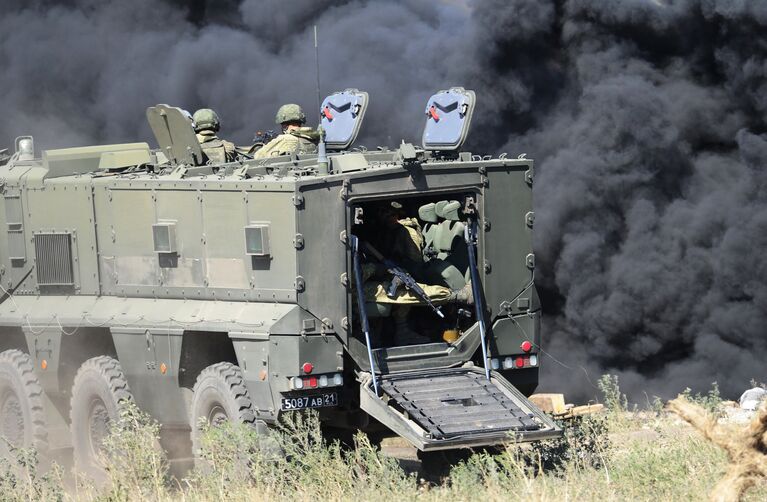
[360,367,561,451]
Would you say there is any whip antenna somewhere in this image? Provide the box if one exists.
[314,25,322,122]
[314,25,329,174]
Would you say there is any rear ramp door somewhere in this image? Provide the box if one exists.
[360,367,560,451]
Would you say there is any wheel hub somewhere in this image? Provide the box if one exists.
[87,398,110,459]
[207,403,229,427]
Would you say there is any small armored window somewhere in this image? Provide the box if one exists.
[245,224,270,256]
[152,222,177,253]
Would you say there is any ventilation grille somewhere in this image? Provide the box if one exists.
[34,233,74,286]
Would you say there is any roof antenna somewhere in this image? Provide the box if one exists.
[314,25,329,175]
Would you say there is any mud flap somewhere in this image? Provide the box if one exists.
[359,366,561,451]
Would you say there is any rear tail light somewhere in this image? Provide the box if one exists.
[496,354,539,370]
[290,373,343,390]
[490,358,500,370]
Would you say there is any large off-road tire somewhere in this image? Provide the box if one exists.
[70,356,133,480]
[190,362,256,456]
[0,349,47,455]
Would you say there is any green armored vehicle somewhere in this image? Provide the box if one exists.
[0,88,559,474]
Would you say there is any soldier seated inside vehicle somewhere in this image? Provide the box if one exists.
[351,198,474,347]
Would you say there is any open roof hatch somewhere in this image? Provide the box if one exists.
[422,87,476,151]
[146,104,205,166]
[320,89,369,150]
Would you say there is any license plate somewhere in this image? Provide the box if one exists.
[280,391,339,411]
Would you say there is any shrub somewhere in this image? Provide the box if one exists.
[523,415,611,472]
[680,382,724,417]
[98,401,169,500]
[598,374,628,413]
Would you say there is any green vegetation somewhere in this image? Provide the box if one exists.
[0,377,765,501]
[680,381,725,416]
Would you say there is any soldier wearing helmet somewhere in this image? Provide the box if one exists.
[193,108,237,164]
[253,104,319,159]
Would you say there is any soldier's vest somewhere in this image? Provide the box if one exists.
[196,131,233,164]
[254,128,319,159]
[200,139,228,164]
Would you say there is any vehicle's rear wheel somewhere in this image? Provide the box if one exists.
[70,356,133,480]
[0,350,47,455]
[190,362,256,456]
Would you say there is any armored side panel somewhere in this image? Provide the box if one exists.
[92,177,299,301]
[293,176,348,342]
[0,163,38,294]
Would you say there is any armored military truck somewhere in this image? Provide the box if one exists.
[0,88,559,475]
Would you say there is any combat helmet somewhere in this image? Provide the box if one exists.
[193,108,220,132]
[275,104,306,125]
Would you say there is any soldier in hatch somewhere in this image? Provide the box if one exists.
[193,108,237,164]
[253,104,319,159]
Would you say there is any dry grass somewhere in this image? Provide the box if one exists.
[669,396,767,502]
[1,395,766,501]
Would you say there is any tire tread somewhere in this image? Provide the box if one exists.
[0,349,48,452]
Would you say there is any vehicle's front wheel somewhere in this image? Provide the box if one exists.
[0,349,47,455]
[190,362,256,456]
[70,356,133,480]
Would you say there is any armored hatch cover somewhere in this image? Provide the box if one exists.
[422,87,476,151]
[320,89,369,150]
[146,104,205,166]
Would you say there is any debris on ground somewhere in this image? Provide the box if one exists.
[739,388,767,411]
[668,395,767,502]
[529,393,605,420]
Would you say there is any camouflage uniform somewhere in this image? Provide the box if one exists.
[192,108,236,164]
[393,217,425,264]
[253,127,319,159]
[359,263,451,305]
[196,130,237,164]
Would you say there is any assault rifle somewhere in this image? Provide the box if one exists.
[252,130,277,144]
[361,241,444,319]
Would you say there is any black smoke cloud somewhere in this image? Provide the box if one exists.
[1,0,765,401]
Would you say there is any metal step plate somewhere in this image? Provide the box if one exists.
[379,369,542,440]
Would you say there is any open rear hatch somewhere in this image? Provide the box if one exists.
[360,366,561,451]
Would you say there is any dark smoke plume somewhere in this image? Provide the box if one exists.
[1,0,765,401]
